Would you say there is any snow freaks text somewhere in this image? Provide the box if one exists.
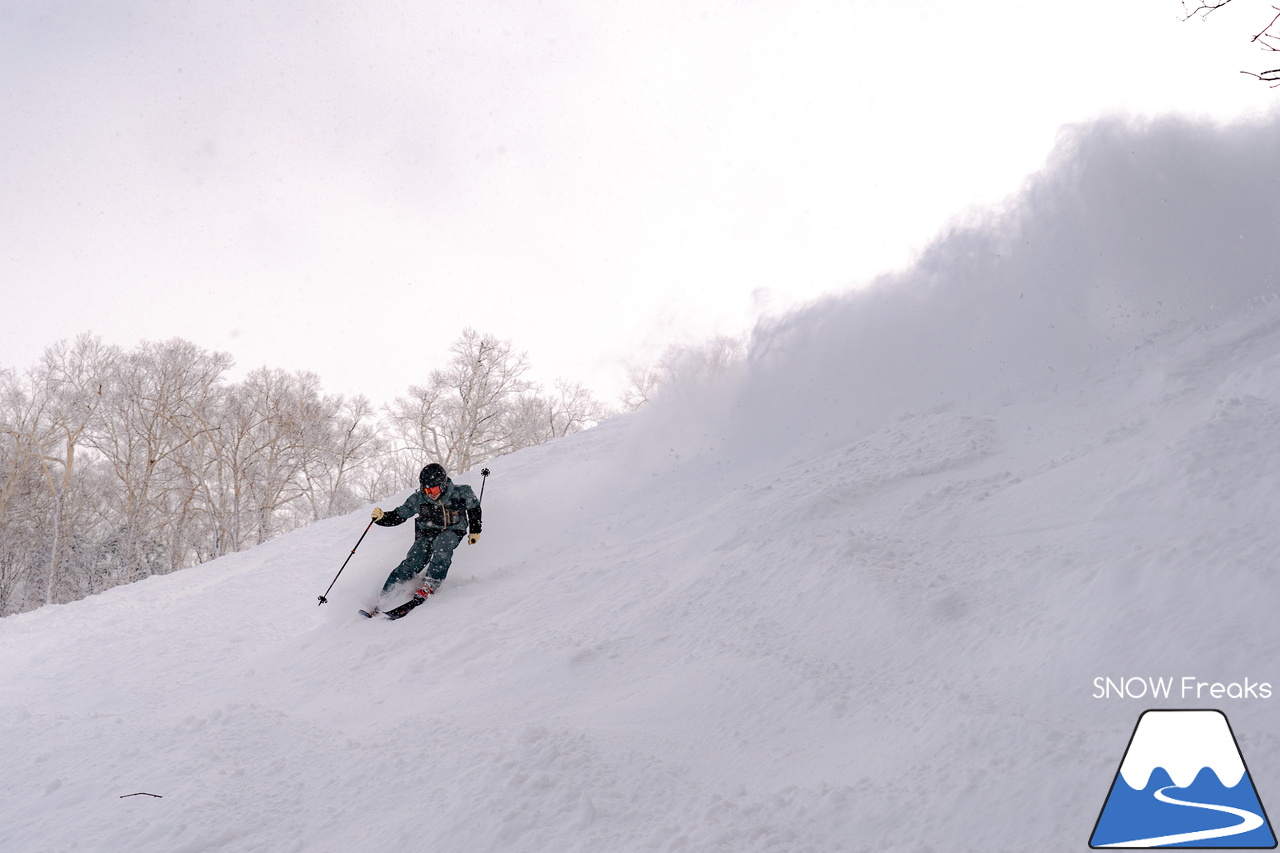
[1093,677,1273,700]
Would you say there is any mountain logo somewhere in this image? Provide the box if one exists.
[1090,710,1276,848]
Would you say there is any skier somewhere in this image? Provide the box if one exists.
[365,463,482,616]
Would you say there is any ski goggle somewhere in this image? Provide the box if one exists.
[423,485,443,497]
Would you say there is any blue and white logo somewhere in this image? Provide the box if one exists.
[1091,710,1276,848]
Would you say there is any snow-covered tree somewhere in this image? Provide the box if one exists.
[31,335,117,603]
[87,339,232,579]
[386,329,609,479]
[621,335,746,410]
[301,393,384,521]
[507,380,611,445]
[386,329,532,475]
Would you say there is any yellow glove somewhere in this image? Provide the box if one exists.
[372,507,384,521]
[468,533,480,545]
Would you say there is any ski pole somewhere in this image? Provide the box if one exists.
[317,518,375,606]
[478,468,490,503]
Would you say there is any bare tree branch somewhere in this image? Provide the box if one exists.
[1181,0,1280,83]
[1182,0,1234,19]
[1242,67,1280,84]
[1252,6,1280,50]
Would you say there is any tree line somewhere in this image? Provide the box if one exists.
[0,329,608,616]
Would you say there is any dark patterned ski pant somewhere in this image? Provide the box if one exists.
[380,528,462,594]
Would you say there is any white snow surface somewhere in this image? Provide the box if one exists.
[4,114,1280,852]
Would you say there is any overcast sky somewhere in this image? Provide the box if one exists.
[2,0,1276,407]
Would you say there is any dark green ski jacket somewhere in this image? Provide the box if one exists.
[376,478,482,539]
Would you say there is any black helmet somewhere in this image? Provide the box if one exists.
[419,463,447,489]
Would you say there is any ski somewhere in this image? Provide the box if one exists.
[360,587,433,621]
[382,596,426,620]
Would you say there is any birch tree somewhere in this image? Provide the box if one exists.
[32,335,117,602]
[507,380,610,445]
[621,335,746,410]
[301,393,383,521]
[385,330,610,478]
[0,367,55,611]
[435,329,533,471]
[386,329,532,474]
[236,368,329,544]
[88,339,232,579]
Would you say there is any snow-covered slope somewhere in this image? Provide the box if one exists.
[4,113,1280,852]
